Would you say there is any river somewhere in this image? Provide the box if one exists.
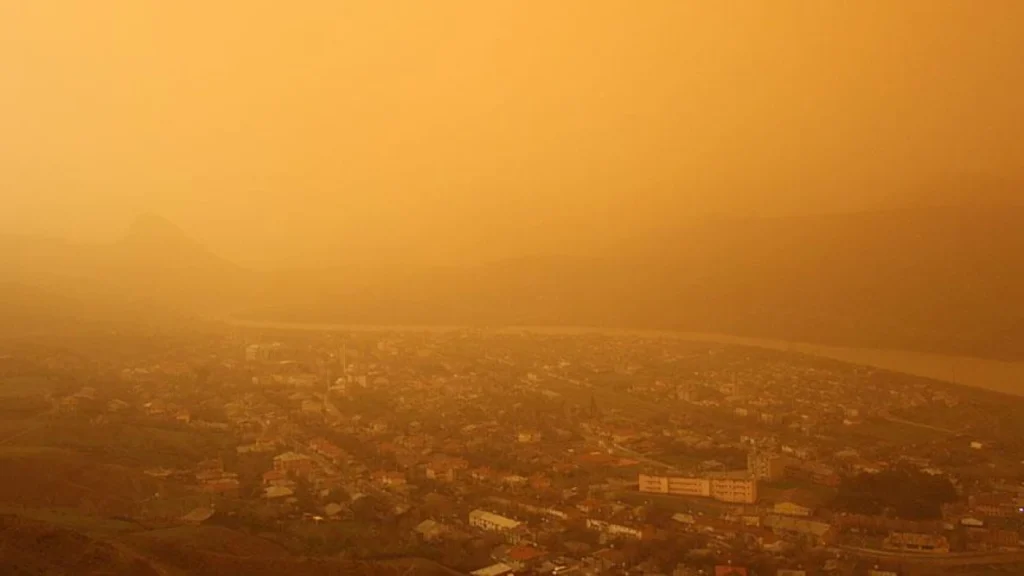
[225,319,1024,397]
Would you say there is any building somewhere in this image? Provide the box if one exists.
[773,501,814,517]
[764,515,834,545]
[301,399,324,414]
[201,477,240,496]
[586,519,643,540]
[883,532,950,553]
[273,452,314,476]
[372,470,407,487]
[413,519,449,542]
[469,509,522,533]
[426,462,457,482]
[245,343,281,362]
[709,475,758,503]
[639,473,758,504]
[470,564,514,576]
[264,485,294,499]
[517,430,543,443]
[772,489,818,517]
[747,451,787,482]
[639,474,707,497]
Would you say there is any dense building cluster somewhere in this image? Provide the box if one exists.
[5,326,1024,575]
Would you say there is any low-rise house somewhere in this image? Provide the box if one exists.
[273,452,314,476]
[586,519,642,540]
[371,470,407,488]
[264,485,294,499]
[202,476,240,496]
[470,563,514,576]
[883,532,950,553]
[517,430,543,444]
[764,515,834,545]
[413,519,449,542]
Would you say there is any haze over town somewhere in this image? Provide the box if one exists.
[2,2,1024,576]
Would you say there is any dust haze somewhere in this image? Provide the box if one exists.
[2,1,1022,267]
[6,3,1024,575]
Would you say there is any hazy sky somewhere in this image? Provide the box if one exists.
[2,1,1022,267]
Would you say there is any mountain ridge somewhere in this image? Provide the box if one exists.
[1,205,1023,359]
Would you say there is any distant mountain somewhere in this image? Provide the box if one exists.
[241,205,1024,360]
[2,206,1023,359]
[0,214,253,324]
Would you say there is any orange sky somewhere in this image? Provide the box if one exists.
[2,1,1022,267]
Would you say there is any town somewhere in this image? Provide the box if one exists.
[3,324,1024,576]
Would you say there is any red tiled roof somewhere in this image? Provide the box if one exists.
[507,545,547,562]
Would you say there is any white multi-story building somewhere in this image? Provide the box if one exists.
[708,475,758,504]
[748,450,787,482]
[469,510,521,533]
[638,473,758,504]
[586,519,642,540]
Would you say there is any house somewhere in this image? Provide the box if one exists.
[372,470,407,488]
[470,563,514,576]
[773,501,813,517]
[273,452,313,476]
[764,515,834,545]
[518,430,542,444]
[324,502,347,518]
[413,519,448,542]
[264,485,294,499]
[262,470,293,487]
[714,566,748,576]
[883,532,950,553]
[772,489,819,517]
[425,457,468,482]
[493,544,548,567]
[586,519,642,540]
[590,548,626,572]
[202,477,240,496]
[301,400,323,414]
[470,467,499,482]
[501,474,528,487]
[426,462,457,482]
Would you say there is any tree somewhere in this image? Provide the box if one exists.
[833,468,956,520]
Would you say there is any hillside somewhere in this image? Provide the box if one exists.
[243,206,1024,360]
[1,206,1023,359]
[0,215,253,323]
[0,512,455,576]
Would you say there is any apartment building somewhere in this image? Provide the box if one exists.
[638,473,758,504]
[469,509,522,533]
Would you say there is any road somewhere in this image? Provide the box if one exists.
[0,404,58,446]
[839,545,1024,566]
[880,413,959,435]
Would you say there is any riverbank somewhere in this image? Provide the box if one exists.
[224,319,1024,397]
